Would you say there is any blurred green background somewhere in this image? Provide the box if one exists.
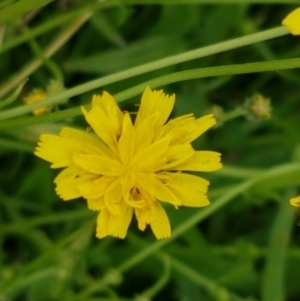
[1,1,300,300]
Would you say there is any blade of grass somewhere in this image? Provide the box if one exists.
[0,0,54,24]
[1,56,300,128]
[0,12,92,98]
[261,193,295,301]
[0,1,120,54]
[0,26,288,103]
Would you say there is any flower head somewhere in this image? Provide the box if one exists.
[290,196,300,207]
[244,93,272,120]
[35,87,222,239]
[24,89,49,115]
[282,7,300,35]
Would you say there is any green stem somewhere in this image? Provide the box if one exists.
[1,56,300,127]
[0,0,54,24]
[0,25,288,111]
[0,12,92,98]
[261,192,295,301]
[223,107,245,122]
[24,25,64,83]
[139,255,171,299]
[0,80,27,109]
[170,256,252,301]
[2,210,94,234]
[127,234,251,301]
[0,1,119,54]
[216,165,263,178]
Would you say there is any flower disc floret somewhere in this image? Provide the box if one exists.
[35,87,222,239]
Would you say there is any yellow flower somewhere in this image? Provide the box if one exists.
[24,89,49,115]
[290,196,300,207]
[35,87,222,239]
[282,7,300,35]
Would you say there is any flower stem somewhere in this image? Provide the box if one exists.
[0,12,92,98]
[0,0,54,24]
[0,26,288,114]
[2,55,299,126]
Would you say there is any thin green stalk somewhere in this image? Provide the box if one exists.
[0,0,54,24]
[223,107,245,122]
[1,56,300,127]
[0,80,27,109]
[170,256,254,301]
[261,193,295,301]
[0,221,95,295]
[0,1,119,54]
[0,25,288,106]
[0,12,92,98]
[2,210,94,234]
[128,234,251,301]
[216,165,263,178]
[24,25,64,83]
[139,255,171,299]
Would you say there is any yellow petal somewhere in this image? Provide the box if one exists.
[104,178,123,215]
[78,176,116,199]
[149,202,171,239]
[91,92,123,127]
[81,105,120,154]
[96,205,133,239]
[35,134,76,168]
[290,196,300,207]
[173,151,222,172]
[96,209,110,238]
[158,114,216,145]
[135,86,175,132]
[159,172,210,207]
[162,144,194,169]
[73,154,124,176]
[136,173,180,206]
[54,166,96,200]
[132,137,170,171]
[35,127,114,168]
[87,197,105,211]
[60,127,114,158]
[118,113,135,165]
[282,7,300,35]
[108,203,133,238]
[134,115,156,153]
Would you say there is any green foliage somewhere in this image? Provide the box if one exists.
[1,1,300,301]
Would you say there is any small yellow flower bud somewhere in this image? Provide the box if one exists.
[290,196,300,207]
[244,93,272,120]
[282,7,300,35]
[23,89,49,116]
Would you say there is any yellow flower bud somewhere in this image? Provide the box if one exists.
[23,89,49,116]
[290,196,300,207]
[282,7,300,35]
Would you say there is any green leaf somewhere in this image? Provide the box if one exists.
[0,0,55,24]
